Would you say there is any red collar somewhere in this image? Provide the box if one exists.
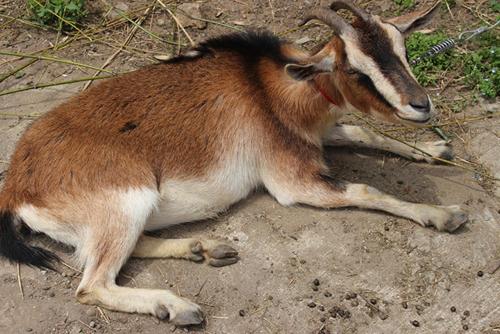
[312,80,338,106]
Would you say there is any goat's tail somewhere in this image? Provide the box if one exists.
[0,209,58,270]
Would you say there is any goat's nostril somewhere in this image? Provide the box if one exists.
[410,99,430,113]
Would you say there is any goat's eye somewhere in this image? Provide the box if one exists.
[345,68,359,75]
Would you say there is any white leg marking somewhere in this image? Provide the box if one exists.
[324,124,453,163]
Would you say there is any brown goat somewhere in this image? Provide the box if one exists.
[0,1,467,325]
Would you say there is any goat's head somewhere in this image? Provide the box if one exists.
[286,0,440,126]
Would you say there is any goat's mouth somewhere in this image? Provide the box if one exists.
[396,113,431,123]
[395,112,432,127]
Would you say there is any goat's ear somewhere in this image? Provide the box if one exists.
[285,58,333,81]
[386,1,440,35]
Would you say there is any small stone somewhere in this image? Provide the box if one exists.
[463,324,469,330]
[85,308,97,317]
[320,316,326,322]
[312,286,319,291]
[402,301,408,309]
[313,279,320,286]
[239,309,245,317]
[477,271,484,277]
[157,18,166,26]
[318,305,325,312]
[351,300,359,307]
[307,301,316,308]
[463,310,470,317]
[411,320,420,327]
[450,306,456,312]
[324,292,332,297]
[349,292,357,299]
[49,291,55,297]
[300,259,306,264]
[25,329,33,332]
[177,3,207,29]
[89,321,96,328]
[415,305,424,312]
[345,293,352,300]
[397,180,404,185]
[370,298,377,305]
[384,225,390,231]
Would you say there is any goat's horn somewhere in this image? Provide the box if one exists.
[329,0,371,22]
[299,8,352,35]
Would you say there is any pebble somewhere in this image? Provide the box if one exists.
[318,305,325,312]
[463,310,470,317]
[89,321,96,328]
[239,309,245,317]
[477,271,484,277]
[349,292,357,299]
[324,292,332,297]
[450,306,456,312]
[313,279,320,286]
[370,299,377,305]
[312,286,319,291]
[320,316,326,322]
[307,301,316,308]
[402,301,408,309]
[463,324,469,330]
[411,320,420,327]
[49,291,55,297]
[351,300,359,307]
[345,293,352,300]
[25,329,33,332]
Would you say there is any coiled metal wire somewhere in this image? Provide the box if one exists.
[410,19,500,65]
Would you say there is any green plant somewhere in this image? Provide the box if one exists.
[406,31,458,86]
[27,0,86,30]
[462,33,499,99]
[394,0,415,10]
[490,0,500,13]
[406,30,499,99]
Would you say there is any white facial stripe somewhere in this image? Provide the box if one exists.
[377,17,418,81]
[342,35,405,111]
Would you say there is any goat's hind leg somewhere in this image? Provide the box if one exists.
[75,204,203,325]
[133,235,239,267]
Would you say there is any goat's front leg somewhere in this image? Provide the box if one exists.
[324,124,453,163]
[264,164,467,232]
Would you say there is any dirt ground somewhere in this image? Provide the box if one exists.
[0,0,499,333]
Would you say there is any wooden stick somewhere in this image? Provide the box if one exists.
[17,263,25,299]
[0,75,113,97]
[157,0,195,47]
[0,51,116,74]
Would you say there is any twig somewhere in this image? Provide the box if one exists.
[83,4,154,90]
[60,260,82,274]
[157,0,195,47]
[352,114,500,181]
[0,51,116,74]
[384,112,500,132]
[194,279,208,297]
[0,75,113,97]
[17,263,24,299]
[97,306,111,323]
[100,0,179,45]
[176,10,245,32]
[0,59,37,83]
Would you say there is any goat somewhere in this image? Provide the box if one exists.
[0,1,467,325]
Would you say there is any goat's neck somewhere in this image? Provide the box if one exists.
[267,70,344,146]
